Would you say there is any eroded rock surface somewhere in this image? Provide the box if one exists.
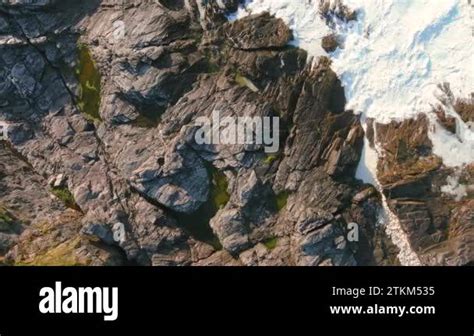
[1,0,465,266]
[374,116,473,266]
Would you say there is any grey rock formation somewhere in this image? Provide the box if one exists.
[2,0,462,267]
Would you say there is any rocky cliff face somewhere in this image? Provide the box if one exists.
[0,0,470,266]
[374,114,473,266]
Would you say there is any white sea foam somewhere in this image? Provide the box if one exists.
[441,173,468,201]
[230,0,473,265]
[330,0,474,169]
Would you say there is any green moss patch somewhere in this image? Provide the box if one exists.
[275,191,289,211]
[16,237,83,266]
[0,207,14,231]
[211,169,230,210]
[51,187,81,212]
[263,154,279,165]
[263,237,278,250]
[75,44,102,122]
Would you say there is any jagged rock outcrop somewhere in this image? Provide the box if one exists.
[322,33,339,53]
[373,116,473,265]
[0,142,123,265]
[0,0,410,266]
[319,0,357,24]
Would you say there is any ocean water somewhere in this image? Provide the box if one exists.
[230,0,474,265]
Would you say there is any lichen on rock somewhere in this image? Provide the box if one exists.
[75,44,102,122]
